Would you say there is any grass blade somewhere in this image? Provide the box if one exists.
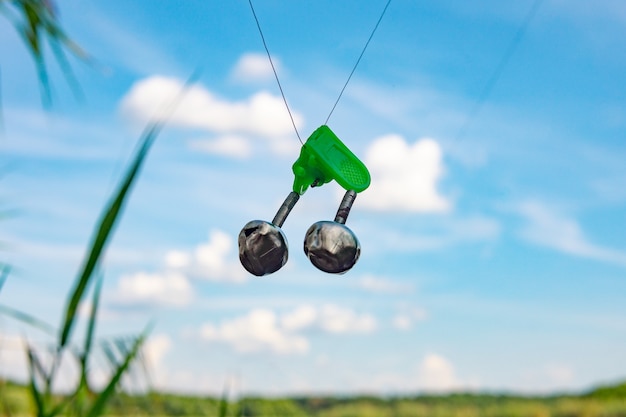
[26,342,71,417]
[100,340,119,371]
[113,337,130,357]
[58,122,161,350]
[4,0,86,106]
[0,264,9,293]
[85,328,150,417]
[83,275,103,361]
[58,71,198,350]
[26,343,46,417]
[48,400,70,417]
[0,304,56,335]
[79,274,103,391]
[20,0,52,106]
[48,34,83,101]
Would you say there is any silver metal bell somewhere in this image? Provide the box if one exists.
[238,192,300,276]
[238,220,288,276]
[304,221,360,274]
[304,190,361,274]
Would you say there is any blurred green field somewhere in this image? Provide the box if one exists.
[2,379,626,417]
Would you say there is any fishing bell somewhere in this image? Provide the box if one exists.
[238,192,299,276]
[238,125,370,276]
[304,190,360,274]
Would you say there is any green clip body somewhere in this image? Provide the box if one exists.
[292,125,371,195]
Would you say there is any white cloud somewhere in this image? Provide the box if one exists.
[280,304,377,334]
[516,201,626,267]
[188,135,252,159]
[357,275,414,294]
[119,75,303,143]
[143,333,172,388]
[0,334,27,383]
[114,271,193,307]
[280,305,318,332]
[113,229,245,308]
[359,135,450,212]
[417,353,460,392]
[190,230,247,282]
[344,353,467,393]
[144,333,172,368]
[195,230,232,269]
[201,309,309,354]
[231,52,279,83]
[316,304,377,334]
[392,315,412,330]
[200,304,377,355]
[165,250,191,269]
[392,308,428,331]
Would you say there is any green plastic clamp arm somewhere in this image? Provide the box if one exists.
[292,125,371,195]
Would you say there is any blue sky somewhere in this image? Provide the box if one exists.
[1,0,626,396]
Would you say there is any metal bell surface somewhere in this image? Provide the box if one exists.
[238,192,300,277]
[238,220,288,276]
[304,220,360,274]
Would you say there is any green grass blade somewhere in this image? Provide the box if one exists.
[24,46,52,107]
[26,343,46,417]
[58,122,162,350]
[48,400,70,417]
[0,264,9,293]
[26,341,70,417]
[0,304,56,335]
[85,328,150,417]
[22,1,43,56]
[79,274,103,390]
[19,1,52,106]
[48,36,84,101]
[83,274,103,362]
[100,340,119,372]
[113,337,130,357]
[1,1,69,106]
[58,71,198,350]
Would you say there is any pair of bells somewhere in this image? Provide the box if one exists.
[238,124,371,276]
[238,190,360,276]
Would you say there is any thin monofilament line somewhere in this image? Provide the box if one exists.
[325,0,392,125]
[454,0,544,142]
[247,0,303,145]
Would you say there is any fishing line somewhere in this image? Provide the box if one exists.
[325,0,392,125]
[454,0,545,142]
[247,0,303,145]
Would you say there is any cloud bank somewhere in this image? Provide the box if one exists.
[200,305,377,355]
[112,229,245,308]
[516,201,626,267]
[119,75,303,158]
[359,135,450,212]
[231,52,280,83]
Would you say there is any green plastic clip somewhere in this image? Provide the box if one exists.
[292,125,371,195]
